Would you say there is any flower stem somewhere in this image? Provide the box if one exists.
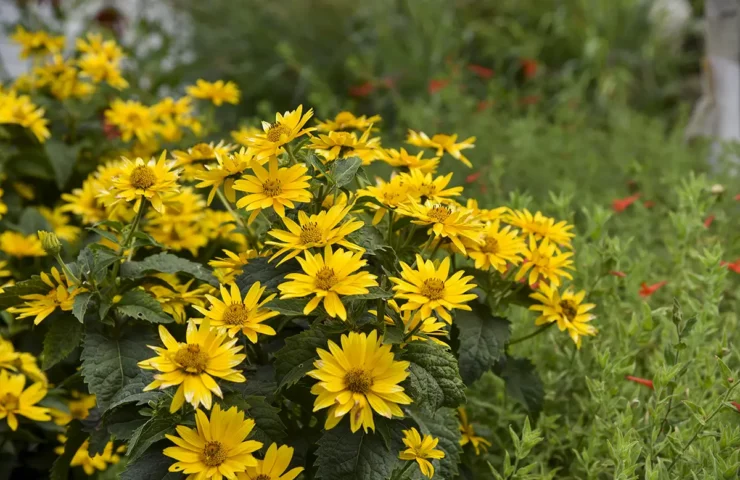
[216,187,246,229]
[509,322,555,345]
[55,253,81,286]
[286,143,299,165]
[387,211,395,248]
[394,461,415,480]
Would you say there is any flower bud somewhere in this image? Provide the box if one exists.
[38,230,61,256]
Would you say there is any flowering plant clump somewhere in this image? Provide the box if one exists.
[0,27,598,480]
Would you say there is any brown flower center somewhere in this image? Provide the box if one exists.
[262,179,282,197]
[345,368,373,394]
[421,278,445,300]
[266,123,291,143]
[129,165,157,189]
[202,441,227,467]
[559,300,578,321]
[174,344,209,373]
[126,112,143,125]
[315,267,337,290]
[222,303,249,326]
[481,236,499,254]
[427,205,451,223]
[1,393,19,411]
[299,222,322,244]
[254,475,271,480]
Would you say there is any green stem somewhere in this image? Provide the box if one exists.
[286,144,299,165]
[509,322,555,345]
[216,187,246,229]
[112,202,147,280]
[55,253,81,286]
[393,461,415,480]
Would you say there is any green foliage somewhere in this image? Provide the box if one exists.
[455,302,511,384]
[42,314,83,369]
[402,340,466,412]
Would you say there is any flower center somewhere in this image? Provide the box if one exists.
[126,112,143,125]
[266,123,291,143]
[299,222,322,244]
[421,278,445,300]
[191,144,214,158]
[427,205,451,223]
[482,236,499,254]
[559,300,578,321]
[174,344,209,373]
[222,303,249,326]
[345,368,373,394]
[202,441,227,467]
[254,476,271,480]
[262,179,282,197]
[1,393,19,411]
[315,267,337,291]
[129,165,157,189]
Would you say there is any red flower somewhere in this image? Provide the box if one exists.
[466,171,482,183]
[428,79,450,94]
[625,375,654,390]
[735,193,740,201]
[639,281,667,297]
[521,58,539,79]
[612,193,641,213]
[102,119,120,140]
[643,200,655,209]
[703,215,715,228]
[349,81,374,97]
[720,259,740,274]
[731,401,740,413]
[610,271,627,278]
[467,64,494,79]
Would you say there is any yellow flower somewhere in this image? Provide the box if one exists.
[506,209,575,248]
[0,231,46,258]
[0,188,8,220]
[106,151,180,213]
[75,33,128,89]
[266,204,364,265]
[0,338,47,385]
[406,130,476,168]
[164,404,263,479]
[358,175,411,225]
[61,177,108,225]
[399,427,445,478]
[516,237,574,287]
[0,370,50,431]
[39,206,81,243]
[466,220,526,272]
[233,157,312,223]
[32,54,95,100]
[278,246,378,321]
[202,210,248,248]
[56,437,124,476]
[399,169,463,203]
[0,90,51,142]
[138,320,246,412]
[465,199,508,223]
[195,282,278,341]
[238,442,304,480]
[209,249,258,283]
[529,283,597,348]
[458,407,491,455]
[10,26,64,57]
[247,105,315,161]
[315,111,381,132]
[195,149,253,204]
[308,330,412,433]
[321,191,349,210]
[50,391,96,426]
[382,148,439,173]
[307,126,382,165]
[104,99,157,142]
[390,255,477,324]
[147,274,213,324]
[173,141,237,181]
[374,299,448,346]
[148,222,209,256]
[186,79,241,106]
[8,267,85,324]
[12,181,36,201]
[153,96,193,119]
[231,125,263,146]
[395,200,482,255]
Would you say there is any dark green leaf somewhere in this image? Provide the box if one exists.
[348,225,391,255]
[331,156,362,188]
[402,341,466,412]
[45,139,80,189]
[115,290,173,324]
[267,298,310,316]
[408,408,463,479]
[17,207,51,235]
[455,303,510,385]
[0,277,48,309]
[275,326,329,389]
[42,315,84,369]
[127,412,180,462]
[497,357,544,416]
[121,252,218,286]
[77,245,121,283]
[73,292,94,322]
[235,257,298,292]
[351,286,393,300]
[50,421,86,480]
[121,447,181,480]
[222,394,287,448]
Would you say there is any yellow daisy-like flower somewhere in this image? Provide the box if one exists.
[516,237,574,287]
[50,390,96,426]
[382,148,439,174]
[104,99,157,143]
[173,141,237,180]
[375,300,448,346]
[10,26,64,57]
[138,320,246,412]
[147,274,213,324]
[0,231,46,258]
[0,369,50,431]
[321,191,349,210]
[106,151,180,213]
[465,199,508,223]
[506,209,575,248]
[153,96,193,119]
[164,404,263,479]
[406,130,476,168]
[186,79,241,106]
[0,188,8,220]
[0,338,47,385]
[458,407,491,455]
[0,90,51,142]
[399,428,445,478]
[390,255,477,324]
[61,177,108,225]
[195,149,254,205]
[399,169,463,203]
[247,105,315,161]
[209,249,259,283]
[466,220,526,272]
[231,125,262,146]
[529,283,597,348]
[266,204,364,265]
[395,200,482,255]
[195,282,278,341]
[358,176,411,225]
[315,111,381,132]
[57,439,125,476]
[39,206,81,243]
[238,443,304,480]
[278,246,378,321]
[308,330,412,433]
[233,157,312,224]
[307,126,382,165]
[8,267,85,325]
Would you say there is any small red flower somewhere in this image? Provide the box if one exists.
[703,215,715,228]
[626,375,654,390]
[466,171,482,184]
[731,401,740,413]
[610,271,627,278]
[735,193,740,201]
[476,100,493,112]
[102,119,120,140]
[349,81,374,97]
[612,193,640,213]
[428,79,450,94]
[467,64,494,79]
[720,259,740,274]
[643,200,655,209]
[639,281,667,298]
[521,58,539,79]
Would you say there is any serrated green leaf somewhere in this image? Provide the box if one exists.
[348,225,391,255]
[331,156,362,188]
[235,256,299,292]
[121,252,218,286]
[73,292,94,322]
[50,421,86,480]
[267,298,310,316]
[115,290,172,324]
[77,245,121,283]
[497,357,544,416]
[402,340,466,412]
[222,394,287,449]
[127,412,181,462]
[408,407,462,479]
[351,286,393,300]
[121,447,181,480]
[42,315,83,369]
[0,276,48,309]
[275,326,329,389]
[456,303,510,385]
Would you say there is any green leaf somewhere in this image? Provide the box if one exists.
[0,277,47,309]
[115,290,173,324]
[267,298,310,316]
[351,286,393,300]
[42,314,84,369]
[127,411,181,463]
[81,328,156,412]
[77,245,122,283]
[73,292,94,322]
[455,303,511,385]
[121,252,218,286]
[331,156,363,188]
[50,421,87,480]
[347,225,391,255]
[315,419,403,480]
[235,256,298,292]
[408,408,463,479]
[45,139,81,189]
[222,394,287,448]
[121,448,181,480]
[17,207,51,235]
[497,357,544,416]
[275,326,329,389]
[402,340,466,412]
